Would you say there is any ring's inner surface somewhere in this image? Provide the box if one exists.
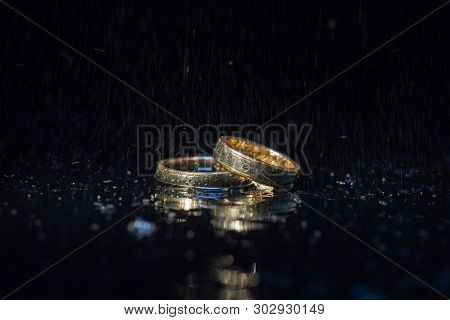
[224,138,296,169]
[165,157,224,173]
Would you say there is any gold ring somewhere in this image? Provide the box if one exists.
[155,156,247,189]
[213,136,301,187]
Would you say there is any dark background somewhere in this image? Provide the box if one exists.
[0,0,448,299]
[1,0,448,171]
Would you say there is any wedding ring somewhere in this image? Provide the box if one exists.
[213,136,301,187]
[155,156,247,189]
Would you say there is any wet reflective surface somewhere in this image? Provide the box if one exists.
[0,164,448,299]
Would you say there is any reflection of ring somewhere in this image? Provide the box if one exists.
[213,136,301,187]
[155,185,298,223]
[210,197,297,221]
[154,187,227,211]
[154,186,269,212]
[155,156,247,189]
[210,218,267,232]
